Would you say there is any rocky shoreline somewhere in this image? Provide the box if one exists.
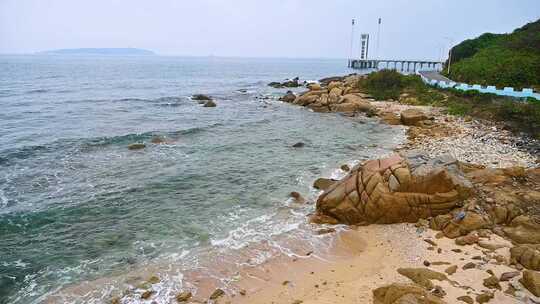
[80,74,539,304]
[274,74,540,303]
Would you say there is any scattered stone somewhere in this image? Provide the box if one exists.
[432,285,446,298]
[445,265,458,275]
[292,300,303,304]
[372,283,445,304]
[176,291,192,302]
[141,290,154,299]
[475,292,494,304]
[452,249,462,253]
[457,295,474,304]
[128,143,146,150]
[203,100,216,107]
[483,275,501,290]
[520,270,540,297]
[424,239,437,246]
[478,241,507,251]
[239,289,246,296]
[397,268,447,289]
[500,271,520,282]
[423,260,431,267]
[455,232,479,246]
[292,142,305,148]
[463,262,476,270]
[209,288,225,300]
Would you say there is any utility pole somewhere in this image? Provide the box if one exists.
[349,19,355,67]
[444,37,454,74]
[376,18,382,59]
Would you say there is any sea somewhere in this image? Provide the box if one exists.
[0,55,405,303]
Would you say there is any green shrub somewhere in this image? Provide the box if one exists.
[363,69,405,100]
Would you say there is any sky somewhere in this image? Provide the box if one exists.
[1,0,539,60]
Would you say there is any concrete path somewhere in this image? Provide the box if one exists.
[418,70,453,83]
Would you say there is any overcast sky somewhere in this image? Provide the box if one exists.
[1,0,539,59]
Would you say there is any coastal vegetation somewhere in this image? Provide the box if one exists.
[357,70,540,138]
[445,19,540,90]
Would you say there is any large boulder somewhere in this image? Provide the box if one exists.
[511,244,540,270]
[330,94,375,114]
[294,94,319,106]
[379,112,401,125]
[316,154,472,225]
[521,270,540,297]
[373,283,446,304]
[400,109,428,126]
[327,81,343,91]
[503,216,540,244]
[279,91,296,103]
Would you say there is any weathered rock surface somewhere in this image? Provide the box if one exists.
[511,244,540,270]
[313,178,337,191]
[397,268,447,289]
[521,270,540,296]
[269,77,301,88]
[401,109,428,126]
[503,216,540,244]
[316,154,472,225]
[373,283,446,304]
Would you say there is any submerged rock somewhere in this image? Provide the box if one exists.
[292,142,305,148]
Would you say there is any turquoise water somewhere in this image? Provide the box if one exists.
[0,55,404,303]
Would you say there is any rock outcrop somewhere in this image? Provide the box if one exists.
[315,154,472,225]
[373,283,446,304]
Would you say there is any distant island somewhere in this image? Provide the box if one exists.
[38,48,156,56]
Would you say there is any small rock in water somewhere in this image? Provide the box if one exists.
[128,143,146,150]
[209,288,225,300]
[292,142,305,148]
[340,164,351,172]
[192,94,212,101]
[203,100,217,107]
[151,136,165,144]
[445,265,458,275]
[475,291,494,304]
[176,291,192,302]
[289,191,306,204]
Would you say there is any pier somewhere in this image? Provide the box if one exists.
[349,59,444,72]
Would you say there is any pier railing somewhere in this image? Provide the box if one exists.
[418,71,540,101]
